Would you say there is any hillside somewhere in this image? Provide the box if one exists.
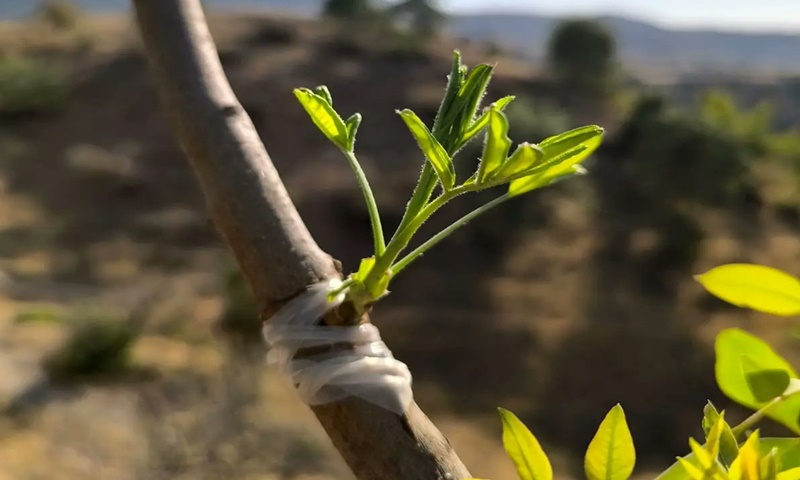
[448,13,800,79]
[2,1,800,79]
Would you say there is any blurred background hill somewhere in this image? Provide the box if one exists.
[0,1,799,479]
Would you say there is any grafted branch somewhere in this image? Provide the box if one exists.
[131,1,470,479]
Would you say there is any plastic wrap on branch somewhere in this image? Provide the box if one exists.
[263,279,413,415]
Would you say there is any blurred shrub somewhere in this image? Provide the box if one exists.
[36,0,82,31]
[323,0,376,20]
[0,55,68,118]
[698,89,772,154]
[546,18,617,96]
[46,307,140,382]
[614,94,750,206]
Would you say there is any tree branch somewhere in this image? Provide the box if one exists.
[131,1,471,479]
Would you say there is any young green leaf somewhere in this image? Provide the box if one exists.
[760,438,800,471]
[432,51,467,135]
[493,142,545,181]
[345,113,362,152]
[715,328,800,434]
[294,88,350,151]
[458,96,515,149]
[508,164,587,197]
[585,404,636,480]
[729,430,762,480]
[695,264,800,316]
[398,109,456,190]
[314,85,334,106]
[353,257,375,282]
[764,448,780,480]
[538,125,605,161]
[676,457,704,480]
[702,403,739,467]
[742,356,792,402]
[778,467,800,480]
[507,125,603,196]
[477,108,512,182]
[498,407,553,480]
[455,64,494,133]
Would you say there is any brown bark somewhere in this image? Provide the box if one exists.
[131,1,471,479]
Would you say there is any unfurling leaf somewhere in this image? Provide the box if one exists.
[702,403,739,467]
[398,109,456,190]
[314,85,334,106]
[508,164,587,197]
[345,113,362,152]
[459,96,516,148]
[493,143,545,181]
[478,108,512,182]
[498,407,553,480]
[507,125,603,196]
[456,64,494,135]
[294,88,349,151]
[585,404,636,480]
[729,431,762,480]
[695,264,800,316]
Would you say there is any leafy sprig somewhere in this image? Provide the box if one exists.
[294,50,603,314]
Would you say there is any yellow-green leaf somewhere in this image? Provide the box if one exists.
[494,143,545,181]
[676,457,705,480]
[778,467,800,480]
[460,95,516,146]
[585,404,636,480]
[508,164,587,197]
[715,328,800,434]
[398,109,455,190]
[538,125,604,165]
[730,431,762,480]
[507,125,602,196]
[294,88,349,151]
[498,407,553,480]
[695,264,800,316]
[478,108,512,182]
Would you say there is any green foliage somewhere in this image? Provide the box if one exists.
[296,50,603,313]
[546,19,617,95]
[695,264,800,316]
[714,328,800,433]
[699,90,772,152]
[0,55,68,117]
[584,405,636,480]
[499,408,553,480]
[45,307,139,381]
[615,94,749,205]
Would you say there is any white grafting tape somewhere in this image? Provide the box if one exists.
[262,278,413,415]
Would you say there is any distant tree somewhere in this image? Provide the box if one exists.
[386,0,445,37]
[322,0,375,20]
[546,18,617,95]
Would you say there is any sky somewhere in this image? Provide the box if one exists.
[443,0,800,33]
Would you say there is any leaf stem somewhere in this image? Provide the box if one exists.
[362,185,473,290]
[343,150,385,255]
[391,193,510,275]
[730,396,785,439]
